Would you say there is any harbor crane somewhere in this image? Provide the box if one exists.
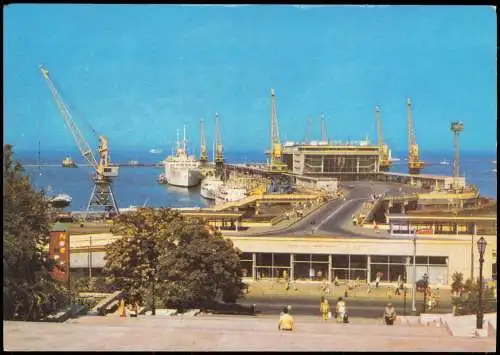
[375,105,392,171]
[407,97,424,174]
[39,65,120,216]
[268,89,287,172]
[199,118,208,163]
[214,112,225,177]
[450,121,464,189]
[320,113,328,142]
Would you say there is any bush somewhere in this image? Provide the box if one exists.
[451,272,464,295]
[451,278,497,316]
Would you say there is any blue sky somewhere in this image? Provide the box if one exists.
[3,5,497,154]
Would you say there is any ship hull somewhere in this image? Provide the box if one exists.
[166,168,201,187]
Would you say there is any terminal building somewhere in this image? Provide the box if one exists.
[68,215,496,288]
[281,140,381,179]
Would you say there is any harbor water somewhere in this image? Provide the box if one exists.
[14,149,497,211]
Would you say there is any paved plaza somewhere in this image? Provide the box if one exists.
[4,314,495,351]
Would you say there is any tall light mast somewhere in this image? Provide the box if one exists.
[269,88,287,171]
[375,105,392,171]
[407,97,424,174]
[39,65,120,215]
[450,121,464,189]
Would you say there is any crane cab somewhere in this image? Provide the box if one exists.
[103,166,119,177]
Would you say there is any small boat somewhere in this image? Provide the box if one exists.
[439,160,450,165]
[61,156,77,168]
[200,177,224,200]
[47,194,72,208]
[128,160,140,166]
[150,148,162,154]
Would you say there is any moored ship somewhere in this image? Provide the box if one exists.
[162,126,201,188]
[61,156,77,168]
[200,176,224,200]
[47,193,72,208]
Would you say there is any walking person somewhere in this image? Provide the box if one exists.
[278,307,295,331]
[320,296,330,322]
[118,297,126,318]
[383,303,397,325]
[335,297,347,324]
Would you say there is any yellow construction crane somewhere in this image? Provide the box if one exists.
[214,112,224,177]
[269,89,287,172]
[407,97,424,174]
[375,105,392,171]
[39,65,120,215]
[199,118,208,163]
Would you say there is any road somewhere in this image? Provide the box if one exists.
[240,294,452,318]
[247,181,418,238]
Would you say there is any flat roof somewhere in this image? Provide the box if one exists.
[388,214,496,222]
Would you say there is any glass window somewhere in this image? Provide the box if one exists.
[350,255,367,268]
[332,255,349,268]
[389,256,406,264]
[332,269,349,281]
[350,269,367,282]
[389,264,406,282]
[416,256,428,265]
[370,264,388,282]
[311,254,329,262]
[371,255,389,263]
[293,263,311,281]
[239,261,252,277]
[429,256,447,265]
[256,267,272,279]
[273,253,290,267]
[294,254,311,262]
[240,252,253,261]
[256,253,272,267]
[492,263,497,281]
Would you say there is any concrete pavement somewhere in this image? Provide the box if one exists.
[4,314,495,351]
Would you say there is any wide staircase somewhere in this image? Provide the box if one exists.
[63,313,495,351]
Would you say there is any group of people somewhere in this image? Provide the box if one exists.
[117,297,140,318]
[319,296,348,324]
[278,298,398,331]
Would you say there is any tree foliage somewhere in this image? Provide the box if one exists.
[451,276,497,316]
[103,208,244,309]
[3,144,68,320]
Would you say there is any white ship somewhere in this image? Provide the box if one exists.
[215,186,249,205]
[150,148,162,154]
[440,159,450,165]
[47,193,72,208]
[163,126,201,188]
[200,176,224,200]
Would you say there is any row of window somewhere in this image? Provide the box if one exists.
[240,253,448,267]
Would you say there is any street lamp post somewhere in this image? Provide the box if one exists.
[411,231,417,313]
[422,272,429,314]
[476,237,487,330]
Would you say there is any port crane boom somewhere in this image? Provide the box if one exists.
[407,97,424,174]
[375,105,392,171]
[214,112,225,178]
[199,118,208,163]
[39,65,120,215]
[269,88,287,171]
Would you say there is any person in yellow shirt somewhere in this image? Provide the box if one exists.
[118,297,126,318]
[320,296,330,321]
[278,307,294,331]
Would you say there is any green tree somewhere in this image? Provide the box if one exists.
[3,144,68,320]
[451,271,464,295]
[103,208,244,309]
[451,277,497,316]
